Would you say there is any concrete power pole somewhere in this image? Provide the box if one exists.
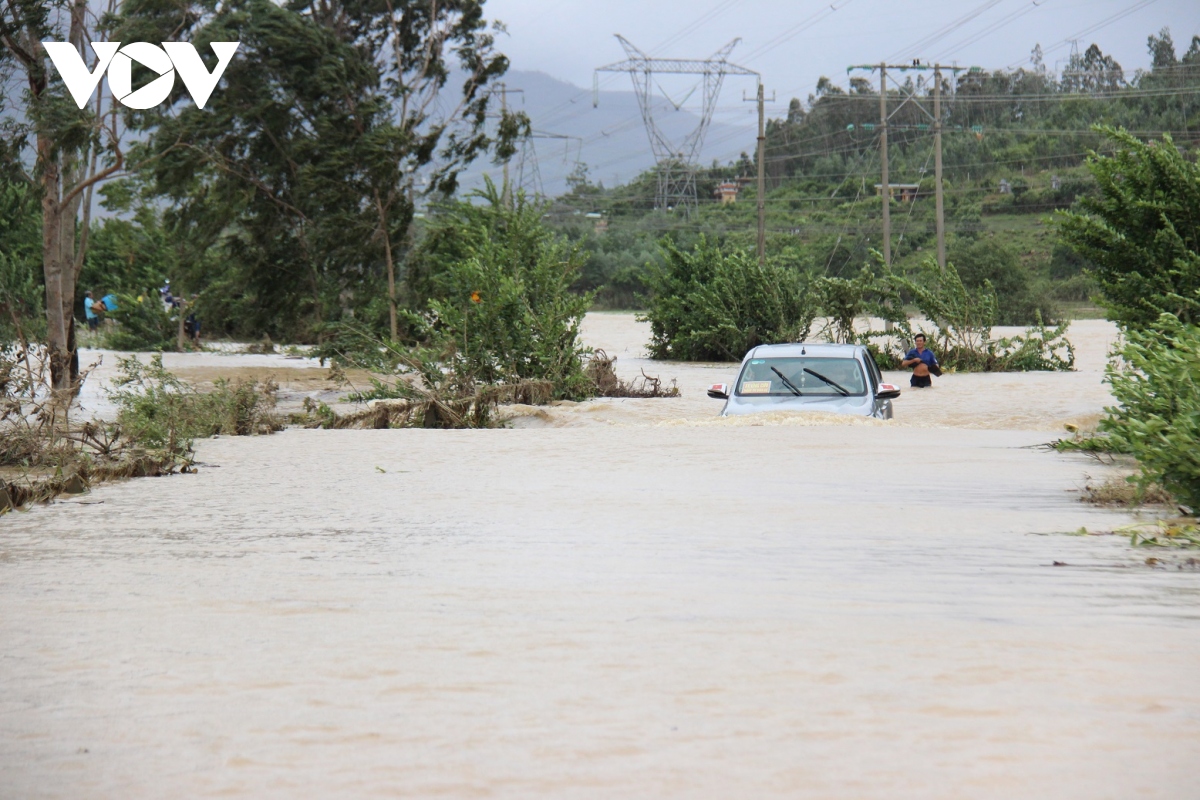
[744,81,771,265]
[879,63,890,267]
[500,83,510,207]
[849,61,965,269]
[756,82,767,265]
[491,82,524,208]
[933,65,946,269]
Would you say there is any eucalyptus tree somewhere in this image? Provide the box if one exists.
[1,0,124,390]
[118,0,522,341]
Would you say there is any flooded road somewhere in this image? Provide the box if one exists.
[3,315,1199,798]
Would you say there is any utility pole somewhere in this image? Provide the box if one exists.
[746,81,769,266]
[490,82,524,208]
[933,65,945,269]
[848,61,966,269]
[500,82,510,207]
[879,63,890,267]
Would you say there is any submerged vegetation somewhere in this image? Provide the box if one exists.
[1100,317,1200,511]
[1054,129,1200,518]
[0,347,278,511]
[643,238,816,361]
[639,237,1073,372]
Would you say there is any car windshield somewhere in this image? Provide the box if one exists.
[736,357,867,397]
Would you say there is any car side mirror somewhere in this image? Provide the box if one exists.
[876,383,901,400]
[707,383,729,400]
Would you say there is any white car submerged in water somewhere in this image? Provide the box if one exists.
[707,343,901,420]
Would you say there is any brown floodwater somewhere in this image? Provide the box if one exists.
[3,315,1198,798]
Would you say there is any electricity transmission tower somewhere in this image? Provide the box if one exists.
[515,130,582,199]
[595,35,756,215]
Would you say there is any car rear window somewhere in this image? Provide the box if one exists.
[736,357,867,397]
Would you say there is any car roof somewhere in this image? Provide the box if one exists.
[742,343,865,361]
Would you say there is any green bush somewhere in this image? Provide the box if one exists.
[990,315,1075,371]
[1057,128,1200,328]
[0,250,45,344]
[895,258,998,367]
[103,293,177,351]
[0,179,44,344]
[418,191,594,400]
[949,239,1058,325]
[813,265,907,344]
[643,237,816,361]
[893,258,1073,372]
[1101,315,1200,510]
[108,354,280,455]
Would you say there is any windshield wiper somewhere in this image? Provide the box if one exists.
[771,367,802,396]
[803,367,850,396]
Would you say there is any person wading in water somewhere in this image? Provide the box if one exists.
[902,333,940,388]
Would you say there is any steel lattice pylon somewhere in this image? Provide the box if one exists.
[515,130,581,199]
[595,35,756,214]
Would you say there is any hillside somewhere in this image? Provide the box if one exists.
[544,32,1200,320]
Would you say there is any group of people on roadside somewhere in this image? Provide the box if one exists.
[83,281,202,344]
[82,291,117,332]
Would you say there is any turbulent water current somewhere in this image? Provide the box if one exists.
[2,314,1198,798]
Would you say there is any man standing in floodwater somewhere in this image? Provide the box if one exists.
[902,333,939,388]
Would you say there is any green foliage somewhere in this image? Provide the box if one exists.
[1057,128,1200,328]
[1101,316,1200,510]
[642,237,816,361]
[319,184,595,402]
[108,354,280,455]
[79,204,175,303]
[896,258,998,366]
[0,177,44,343]
[813,262,908,344]
[117,0,517,342]
[894,258,1073,371]
[420,185,594,399]
[949,239,1057,325]
[989,315,1075,371]
[103,294,176,351]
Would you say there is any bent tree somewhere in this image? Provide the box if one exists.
[1,0,123,391]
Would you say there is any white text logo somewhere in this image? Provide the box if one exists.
[43,41,240,110]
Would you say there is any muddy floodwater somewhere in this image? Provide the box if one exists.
[3,315,1199,798]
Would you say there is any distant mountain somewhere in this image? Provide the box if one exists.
[458,69,754,198]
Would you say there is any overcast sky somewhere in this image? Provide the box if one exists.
[486,0,1200,111]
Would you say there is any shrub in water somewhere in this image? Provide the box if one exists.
[108,355,280,455]
[643,237,816,361]
[420,187,594,400]
[1101,315,1200,510]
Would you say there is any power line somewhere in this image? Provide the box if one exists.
[739,0,857,64]
[1004,0,1161,70]
[886,0,1007,63]
[934,0,1051,62]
